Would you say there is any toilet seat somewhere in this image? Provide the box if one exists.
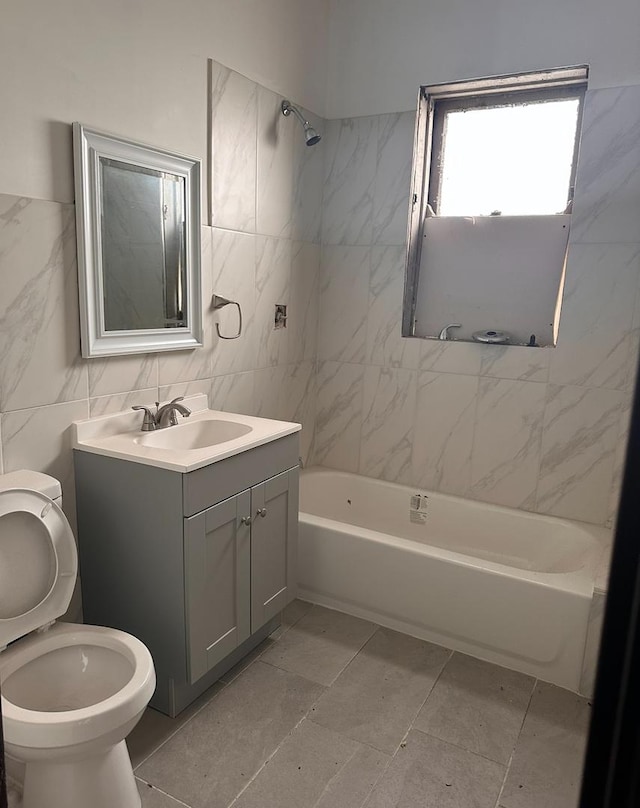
[0,489,77,649]
[0,623,155,750]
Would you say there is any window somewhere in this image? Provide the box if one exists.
[403,67,588,346]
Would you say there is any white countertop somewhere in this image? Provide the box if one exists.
[73,395,301,473]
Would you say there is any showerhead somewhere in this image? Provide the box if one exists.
[304,124,322,146]
[281,100,322,146]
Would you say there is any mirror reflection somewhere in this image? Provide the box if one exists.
[100,158,187,332]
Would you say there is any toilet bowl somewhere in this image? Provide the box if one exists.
[0,470,156,808]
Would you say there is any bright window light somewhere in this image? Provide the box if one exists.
[437,98,580,216]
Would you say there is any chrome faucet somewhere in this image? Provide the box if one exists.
[132,397,191,431]
[438,323,461,340]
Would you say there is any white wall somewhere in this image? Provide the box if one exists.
[326,0,640,117]
[0,0,329,203]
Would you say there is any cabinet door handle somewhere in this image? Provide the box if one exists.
[241,516,252,525]
[256,508,267,518]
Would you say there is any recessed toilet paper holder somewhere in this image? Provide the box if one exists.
[212,294,243,340]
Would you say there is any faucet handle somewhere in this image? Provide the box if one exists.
[131,405,157,432]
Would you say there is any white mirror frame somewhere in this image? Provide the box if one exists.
[73,123,203,357]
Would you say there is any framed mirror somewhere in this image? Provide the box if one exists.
[73,123,203,357]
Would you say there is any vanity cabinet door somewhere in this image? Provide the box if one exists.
[184,490,251,684]
[250,469,298,631]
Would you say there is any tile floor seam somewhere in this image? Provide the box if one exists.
[402,647,454,737]
[290,602,315,628]
[263,601,314,645]
[319,620,380,686]
[309,745,362,808]
[136,776,194,808]
[305,715,394,757]
[378,650,455,768]
[304,629,455,757]
[355,755,393,808]
[225,708,316,808]
[259,656,338,689]
[262,619,379,687]
[219,641,274,685]
[318,622,383,677]
[410,725,511,769]
[491,676,539,808]
[132,680,230,772]
[218,601,316,685]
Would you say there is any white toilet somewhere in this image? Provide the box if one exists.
[0,470,156,808]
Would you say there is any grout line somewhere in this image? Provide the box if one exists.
[136,777,193,808]
[310,745,363,808]
[392,647,454,756]
[0,395,92,417]
[492,676,538,808]
[219,637,277,685]
[227,623,393,807]
[290,626,386,749]
[320,622,379,686]
[264,609,380,688]
[226,706,314,807]
[305,714,394,758]
[306,648,458,804]
[309,628,453,760]
[410,725,511,769]
[133,680,229,772]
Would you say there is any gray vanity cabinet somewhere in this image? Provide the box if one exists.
[74,432,299,716]
[184,467,298,686]
[184,491,251,684]
[251,469,299,629]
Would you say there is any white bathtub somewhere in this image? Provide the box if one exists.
[298,467,610,691]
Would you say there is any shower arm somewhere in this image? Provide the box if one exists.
[281,100,310,128]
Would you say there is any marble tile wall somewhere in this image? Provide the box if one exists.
[314,86,640,526]
[0,59,324,620]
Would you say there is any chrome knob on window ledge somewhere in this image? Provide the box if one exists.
[438,323,461,340]
[256,508,267,518]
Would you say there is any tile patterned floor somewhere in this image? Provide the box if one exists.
[129,601,590,808]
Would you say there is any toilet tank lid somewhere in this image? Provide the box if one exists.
[0,470,62,500]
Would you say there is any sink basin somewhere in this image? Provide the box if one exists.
[136,419,253,451]
[73,394,301,473]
